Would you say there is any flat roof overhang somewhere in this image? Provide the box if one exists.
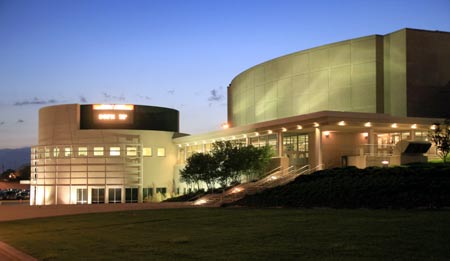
[173,111,442,144]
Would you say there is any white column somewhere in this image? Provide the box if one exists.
[314,128,323,170]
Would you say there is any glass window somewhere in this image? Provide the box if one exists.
[126,147,137,156]
[143,147,152,157]
[64,147,72,157]
[125,188,138,203]
[143,188,153,202]
[92,188,105,204]
[110,147,120,156]
[108,188,121,203]
[76,188,88,204]
[156,187,167,195]
[53,147,60,158]
[157,148,166,157]
[78,147,88,157]
[45,148,50,158]
[94,147,104,156]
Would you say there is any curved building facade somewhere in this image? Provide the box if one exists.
[31,104,180,205]
[228,28,450,127]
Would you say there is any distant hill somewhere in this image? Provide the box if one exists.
[0,147,30,171]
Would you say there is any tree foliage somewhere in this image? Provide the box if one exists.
[429,119,450,163]
[180,141,273,191]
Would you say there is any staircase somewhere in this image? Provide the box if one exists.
[193,164,323,207]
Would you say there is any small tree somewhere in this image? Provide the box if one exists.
[180,152,219,191]
[429,119,450,163]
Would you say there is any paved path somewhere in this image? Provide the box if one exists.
[0,202,209,260]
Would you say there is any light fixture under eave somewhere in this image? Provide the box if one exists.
[430,125,437,130]
[391,123,398,128]
[297,125,303,130]
[281,127,287,132]
[267,130,273,134]
[362,132,369,138]
[323,131,330,137]
[338,121,346,126]
[411,124,417,129]
[313,122,320,128]
[243,134,247,138]
[255,132,259,136]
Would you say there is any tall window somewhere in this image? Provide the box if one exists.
[125,188,138,203]
[77,188,88,204]
[53,147,60,158]
[64,147,72,157]
[92,188,105,204]
[143,188,153,202]
[108,188,121,203]
[283,133,309,166]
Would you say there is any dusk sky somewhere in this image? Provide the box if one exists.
[0,0,449,149]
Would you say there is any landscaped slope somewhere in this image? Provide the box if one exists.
[230,164,450,208]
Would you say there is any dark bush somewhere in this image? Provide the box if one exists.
[229,164,450,209]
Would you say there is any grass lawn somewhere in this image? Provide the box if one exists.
[1,208,450,260]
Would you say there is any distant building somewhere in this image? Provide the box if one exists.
[31,28,450,205]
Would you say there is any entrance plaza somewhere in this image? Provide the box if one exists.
[30,28,450,205]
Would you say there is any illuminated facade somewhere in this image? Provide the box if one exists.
[32,28,449,205]
[31,104,180,205]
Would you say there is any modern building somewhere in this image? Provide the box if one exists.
[31,28,450,205]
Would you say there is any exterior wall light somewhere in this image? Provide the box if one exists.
[338,121,346,126]
[281,127,287,132]
[243,134,247,138]
[323,131,330,137]
[314,122,320,128]
[363,132,369,139]
[381,160,389,167]
[430,125,436,130]
[221,123,229,129]
[364,122,372,127]
[268,130,273,134]
[411,124,417,129]
[391,123,398,128]
[255,132,259,136]
[297,125,303,130]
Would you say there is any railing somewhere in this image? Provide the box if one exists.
[193,163,326,206]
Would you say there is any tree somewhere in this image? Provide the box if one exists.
[16,164,31,180]
[429,119,450,163]
[180,153,219,191]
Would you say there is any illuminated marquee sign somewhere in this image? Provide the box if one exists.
[92,104,134,124]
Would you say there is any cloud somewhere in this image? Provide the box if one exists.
[79,96,87,103]
[168,89,175,95]
[138,95,151,100]
[14,97,58,106]
[208,88,224,102]
[102,92,125,101]
[17,119,24,123]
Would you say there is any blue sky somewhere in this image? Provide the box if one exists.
[0,0,449,149]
